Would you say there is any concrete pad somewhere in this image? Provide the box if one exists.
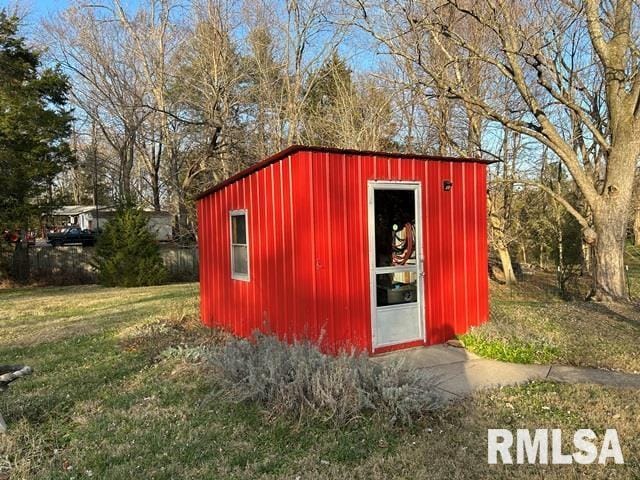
[373,344,480,369]
[423,359,550,397]
[375,345,640,400]
[548,366,640,388]
[375,345,551,398]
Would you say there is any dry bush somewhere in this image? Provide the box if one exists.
[210,333,440,426]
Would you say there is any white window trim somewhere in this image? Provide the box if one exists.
[230,209,250,281]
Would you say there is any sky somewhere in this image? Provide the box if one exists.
[2,0,68,19]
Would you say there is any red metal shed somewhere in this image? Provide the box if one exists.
[196,145,493,354]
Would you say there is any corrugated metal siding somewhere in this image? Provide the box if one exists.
[197,149,489,353]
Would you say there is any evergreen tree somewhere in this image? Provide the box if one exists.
[0,11,73,230]
[92,205,167,287]
[303,53,352,146]
[306,52,352,114]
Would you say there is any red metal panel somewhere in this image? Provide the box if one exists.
[426,161,444,345]
[227,181,237,334]
[204,197,212,327]
[332,153,352,351]
[357,154,375,350]
[247,170,257,337]
[476,163,490,326]
[280,158,294,342]
[417,159,433,343]
[271,163,283,338]
[250,169,262,335]
[203,196,210,327]
[207,195,216,328]
[196,147,490,354]
[196,200,206,324]
[290,151,317,342]
[206,195,215,328]
[451,162,467,335]
[263,165,275,334]
[441,161,455,343]
[460,163,474,334]
[313,152,331,345]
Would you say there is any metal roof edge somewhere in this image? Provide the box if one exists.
[195,144,497,200]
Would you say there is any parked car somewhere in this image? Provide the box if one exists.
[47,227,96,247]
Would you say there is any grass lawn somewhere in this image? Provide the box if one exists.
[1,284,639,478]
[461,244,640,371]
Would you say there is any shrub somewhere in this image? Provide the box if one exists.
[92,206,167,287]
[210,333,441,426]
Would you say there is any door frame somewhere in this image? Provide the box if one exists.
[367,180,425,350]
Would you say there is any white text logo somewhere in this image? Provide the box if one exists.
[487,429,624,465]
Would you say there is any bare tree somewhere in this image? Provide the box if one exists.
[169,0,251,238]
[633,173,640,246]
[242,0,346,155]
[301,55,397,149]
[355,0,640,301]
[487,127,522,284]
[110,0,192,213]
[45,5,150,201]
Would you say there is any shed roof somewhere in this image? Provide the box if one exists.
[195,145,496,200]
[49,205,110,216]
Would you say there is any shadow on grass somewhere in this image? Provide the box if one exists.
[571,301,640,331]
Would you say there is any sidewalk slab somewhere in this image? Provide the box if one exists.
[375,345,640,400]
[374,345,550,398]
[373,344,480,369]
[423,359,550,397]
[548,365,640,388]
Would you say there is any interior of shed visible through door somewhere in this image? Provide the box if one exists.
[374,189,418,307]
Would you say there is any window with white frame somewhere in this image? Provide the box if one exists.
[230,210,249,280]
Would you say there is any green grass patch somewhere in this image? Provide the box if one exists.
[460,332,558,364]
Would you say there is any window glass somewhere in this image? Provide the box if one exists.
[230,211,249,279]
[232,215,246,244]
[374,190,417,267]
[376,272,418,307]
[232,245,248,275]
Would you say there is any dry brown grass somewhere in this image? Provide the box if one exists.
[2,283,639,479]
[223,381,635,480]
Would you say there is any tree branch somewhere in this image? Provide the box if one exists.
[491,178,591,230]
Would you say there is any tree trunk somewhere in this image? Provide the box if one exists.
[591,208,628,301]
[11,242,29,283]
[151,171,161,212]
[488,197,517,285]
[582,243,592,274]
[497,245,517,285]
[634,203,640,247]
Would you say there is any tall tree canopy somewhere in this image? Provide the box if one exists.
[0,11,73,229]
[355,0,640,301]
